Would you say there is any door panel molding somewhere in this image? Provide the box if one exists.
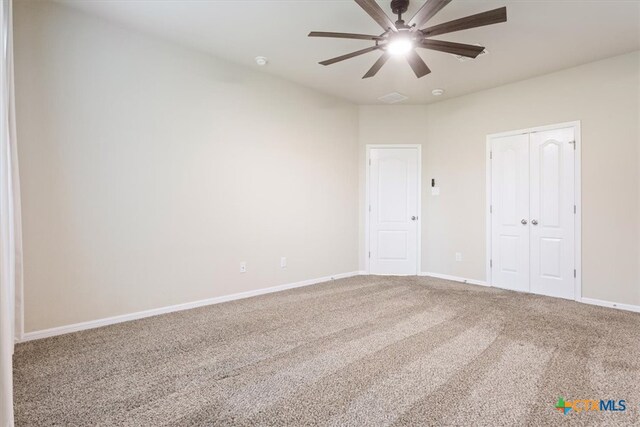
[365,145,422,275]
[490,133,530,292]
[486,121,581,301]
[529,128,575,299]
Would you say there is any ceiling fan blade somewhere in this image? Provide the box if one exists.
[363,52,391,79]
[308,31,382,41]
[319,46,381,66]
[406,50,431,78]
[418,40,485,58]
[408,0,452,28]
[420,7,507,38]
[354,0,397,32]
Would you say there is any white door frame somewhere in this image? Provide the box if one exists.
[365,144,422,275]
[485,120,582,300]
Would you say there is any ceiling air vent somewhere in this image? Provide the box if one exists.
[378,92,408,104]
[455,46,488,62]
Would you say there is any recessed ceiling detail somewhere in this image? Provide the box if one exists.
[309,0,507,79]
[378,92,409,104]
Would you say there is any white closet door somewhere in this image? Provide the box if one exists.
[491,134,530,292]
[369,148,419,275]
[529,128,575,299]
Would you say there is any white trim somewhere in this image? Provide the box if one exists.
[421,273,639,315]
[419,272,488,287]
[573,122,582,302]
[20,271,361,342]
[369,273,418,277]
[19,271,638,343]
[485,120,582,301]
[486,121,582,139]
[364,144,422,275]
[485,141,492,286]
[579,297,640,314]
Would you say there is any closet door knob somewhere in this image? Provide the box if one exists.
[521,219,527,225]
[531,219,538,225]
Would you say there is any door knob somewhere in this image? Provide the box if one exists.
[531,219,538,225]
[411,216,418,221]
[521,219,527,225]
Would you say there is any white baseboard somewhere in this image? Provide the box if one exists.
[20,271,361,342]
[419,273,639,315]
[579,297,640,314]
[395,272,638,316]
[419,272,488,287]
[22,271,637,343]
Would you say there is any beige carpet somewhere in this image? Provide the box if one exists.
[13,275,640,426]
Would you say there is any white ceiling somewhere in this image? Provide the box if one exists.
[58,0,640,105]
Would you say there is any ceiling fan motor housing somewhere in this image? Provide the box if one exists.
[391,0,410,16]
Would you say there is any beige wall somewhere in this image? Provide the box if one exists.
[15,1,360,332]
[14,1,640,333]
[359,51,640,306]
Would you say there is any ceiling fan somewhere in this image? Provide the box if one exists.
[309,0,507,78]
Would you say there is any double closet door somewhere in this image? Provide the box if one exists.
[490,126,576,300]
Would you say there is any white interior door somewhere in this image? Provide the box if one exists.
[490,134,530,292]
[369,147,419,275]
[529,128,575,299]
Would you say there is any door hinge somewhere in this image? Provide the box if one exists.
[574,269,576,278]
[574,205,576,214]
[368,251,371,259]
[489,151,492,160]
[490,205,492,214]
[490,259,493,268]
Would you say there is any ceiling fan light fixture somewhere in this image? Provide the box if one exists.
[309,1,507,79]
[387,37,413,56]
